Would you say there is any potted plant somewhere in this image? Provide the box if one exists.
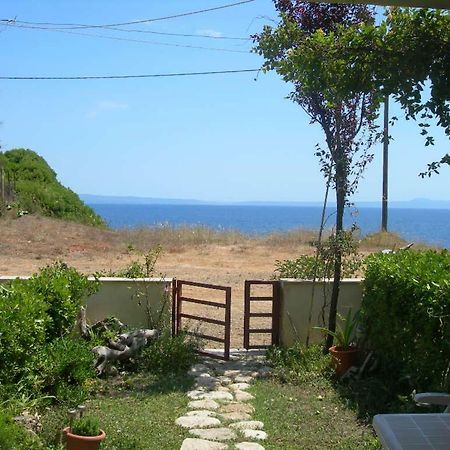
[314,309,360,376]
[63,406,106,450]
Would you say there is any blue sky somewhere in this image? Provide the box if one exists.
[1,0,448,203]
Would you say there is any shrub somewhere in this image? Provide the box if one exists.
[274,231,362,279]
[28,262,98,340]
[27,337,95,404]
[266,343,333,384]
[0,408,42,450]
[362,250,450,392]
[0,282,49,383]
[137,332,198,375]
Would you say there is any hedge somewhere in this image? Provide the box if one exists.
[362,250,450,392]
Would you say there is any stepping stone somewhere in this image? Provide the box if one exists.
[235,375,254,383]
[234,391,255,402]
[241,430,267,440]
[186,410,217,417]
[180,438,228,450]
[230,421,264,431]
[195,377,221,389]
[198,391,234,402]
[235,443,265,450]
[219,412,252,422]
[223,369,242,378]
[190,427,237,442]
[257,367,271,378]
[188,364,210,376]
[230,383,251,391]
[188,390,208,399]
[219,403,254,415]
[176,416,221,429]
[188,400,220,410]
[218,376,233,385]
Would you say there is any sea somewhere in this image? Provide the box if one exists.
[87,203,450,249]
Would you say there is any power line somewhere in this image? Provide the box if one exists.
[1,0,256,29]
[0,68,260,81]
[4,23,251,53]
[3,21,249,41]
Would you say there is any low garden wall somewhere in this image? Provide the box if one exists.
[279,278,363,346]
[0,276,172,329]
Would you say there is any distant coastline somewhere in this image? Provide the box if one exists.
[80,194,450,210]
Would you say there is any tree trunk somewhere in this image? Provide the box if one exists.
[325,109,346,351]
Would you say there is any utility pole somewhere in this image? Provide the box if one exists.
[381,95,389,232]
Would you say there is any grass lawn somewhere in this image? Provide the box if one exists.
[251,378,379,450]
[41,373,193,450]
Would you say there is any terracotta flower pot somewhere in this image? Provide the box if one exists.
[329,345,359,376]
[63,427,106,450]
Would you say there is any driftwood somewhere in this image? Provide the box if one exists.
[92,328,158,375]
[76,308,158,375]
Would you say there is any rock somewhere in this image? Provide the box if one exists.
[218,376,233,385]
[218,403,254,415]
[257,367,271,378]
[190,427,237,441]
[230,421,264,431]
[219,412,252,421]
[235,443,266,450]
[230,383,251,391]
[235,375,254,383]
[186,410,217,417]
[188,390,208,399]
[176,416,221,429]
[197,391,234,402]
[195,376,221,389]
[188,400,220,410]
[188,364,210,376]
[180,438,228,450]
[241,430,268,440]
[234,391,255,402]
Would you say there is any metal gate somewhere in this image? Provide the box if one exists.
[243,280,281,349]
[172,279,231,360]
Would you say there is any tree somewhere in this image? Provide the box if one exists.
[254,1,379,349]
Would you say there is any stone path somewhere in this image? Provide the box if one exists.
[177,353,270,450]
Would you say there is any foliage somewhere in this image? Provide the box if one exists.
[105,246,163,278]
[0,282,49,384]
[275,230,362,279]
[0,264,97,405]
[314,309,360,349]
[27,337,95,405]
[28,262,98,341]
[0,409,42,450]
[71,415,101,437]
[137,331,198,376]
[0,148,104,226]
[362,250,450,392]
[254,1,378,349]
[267,343,333,384]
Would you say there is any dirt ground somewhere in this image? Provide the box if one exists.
[0,215,314,348]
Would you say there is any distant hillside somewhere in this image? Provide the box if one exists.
[0,149,104,227]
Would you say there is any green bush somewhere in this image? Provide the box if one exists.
[137,332,198,375]
[0,283,49,383]
[362,250,450,392]
[28,262,98,341]
[274,232,362,279]
[0,264,97,404]
[0,409,42,450]
[266,344,333,384]
[27,337,95,405]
